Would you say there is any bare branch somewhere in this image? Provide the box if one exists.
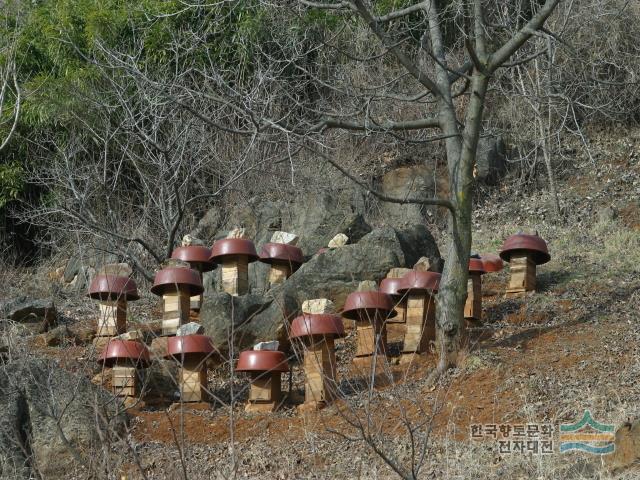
[351,0,441,97]
[488,0,561,72]
[311,116,440,132]
[303,144,455,213]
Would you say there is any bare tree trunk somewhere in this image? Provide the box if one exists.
[436,73,489,370]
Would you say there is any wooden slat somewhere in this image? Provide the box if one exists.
[221,257,249,296]
[507,254,536,294]
[464,274,483,321]
[354,316,387,358]
[180,362,207,402]
[112,365,137,397]
[249,373,281,405]
[97,300,126,337]
[268,263,291,286]
[162,289,191,335]
[402,293,435,354]
[304,338,337,404]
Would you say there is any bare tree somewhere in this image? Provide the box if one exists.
[17,33,297,280]
[285,0,561,374]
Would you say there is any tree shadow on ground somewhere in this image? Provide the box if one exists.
[536,269,575,292]
[478,284,638,351]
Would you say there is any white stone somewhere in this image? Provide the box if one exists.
[226,227,246,239]
[386,267,411,278]
[176,322,205,336]
[327,233,348,248]
[357,280,378,292]
[301,298,336,314]
[181,234,205,246]
[270,231,299,245]
[115,330,142,341]
[253,340,279,351]
[413,257,432,272]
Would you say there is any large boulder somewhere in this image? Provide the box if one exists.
[1,297,57,334]
[200,225,440,352]
[375,165,435,228]
[141,359,180,404]
[475,136,507,184]
[0,359,124,479]
[200,191,372,295]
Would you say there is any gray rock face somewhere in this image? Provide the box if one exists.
[176,322,205,336]
[1,297,57,333]
[375,165,435,227]
[199,293,276,353]
[142,359,179,403]
[200,225,440,352]
[201,191,373,295]
[476,136,507,184]
[0,359,124,479]
[63,247,117,286]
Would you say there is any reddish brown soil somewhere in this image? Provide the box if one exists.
[132,408,307,445]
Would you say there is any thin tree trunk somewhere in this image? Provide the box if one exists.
[436,73,489,371]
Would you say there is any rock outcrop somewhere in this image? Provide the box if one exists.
[0,359,125,479]
[1,297,57,334]
[200,225,440,352]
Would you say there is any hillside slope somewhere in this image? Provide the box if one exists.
[1,127,639,479]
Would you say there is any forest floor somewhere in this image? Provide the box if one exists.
[7,126,640,479]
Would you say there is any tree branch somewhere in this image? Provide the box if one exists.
[311,116,441,132]
[487,0,561,72]
[351,0,441,97]
[0,67,21,152]
[465,38,487,75]
[302,144,455,213]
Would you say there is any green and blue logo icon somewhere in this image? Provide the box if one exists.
[559,411,615,455]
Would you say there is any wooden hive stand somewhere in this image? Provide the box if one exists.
[98,340,150,408]
[505,253,536,295]
[396,270,441,364]
[380,268,412,325]
[499,233,551,297]
[464,258,486,323]
[151,267,204,336]
[259,241,304,287]
[166,335,216,404]
[162,288,192,336]
[98,299,126,337]
[210,238,259,296]
[290,312,345,411]
[402,294,436,355]
[87,274,139,341]
[342,290,395,382]
[236,350,289,413]
[170,245,216,314]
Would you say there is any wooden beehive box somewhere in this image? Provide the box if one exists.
[506,254,536,295]
[97,300,126,337]
[402,294,435,354]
